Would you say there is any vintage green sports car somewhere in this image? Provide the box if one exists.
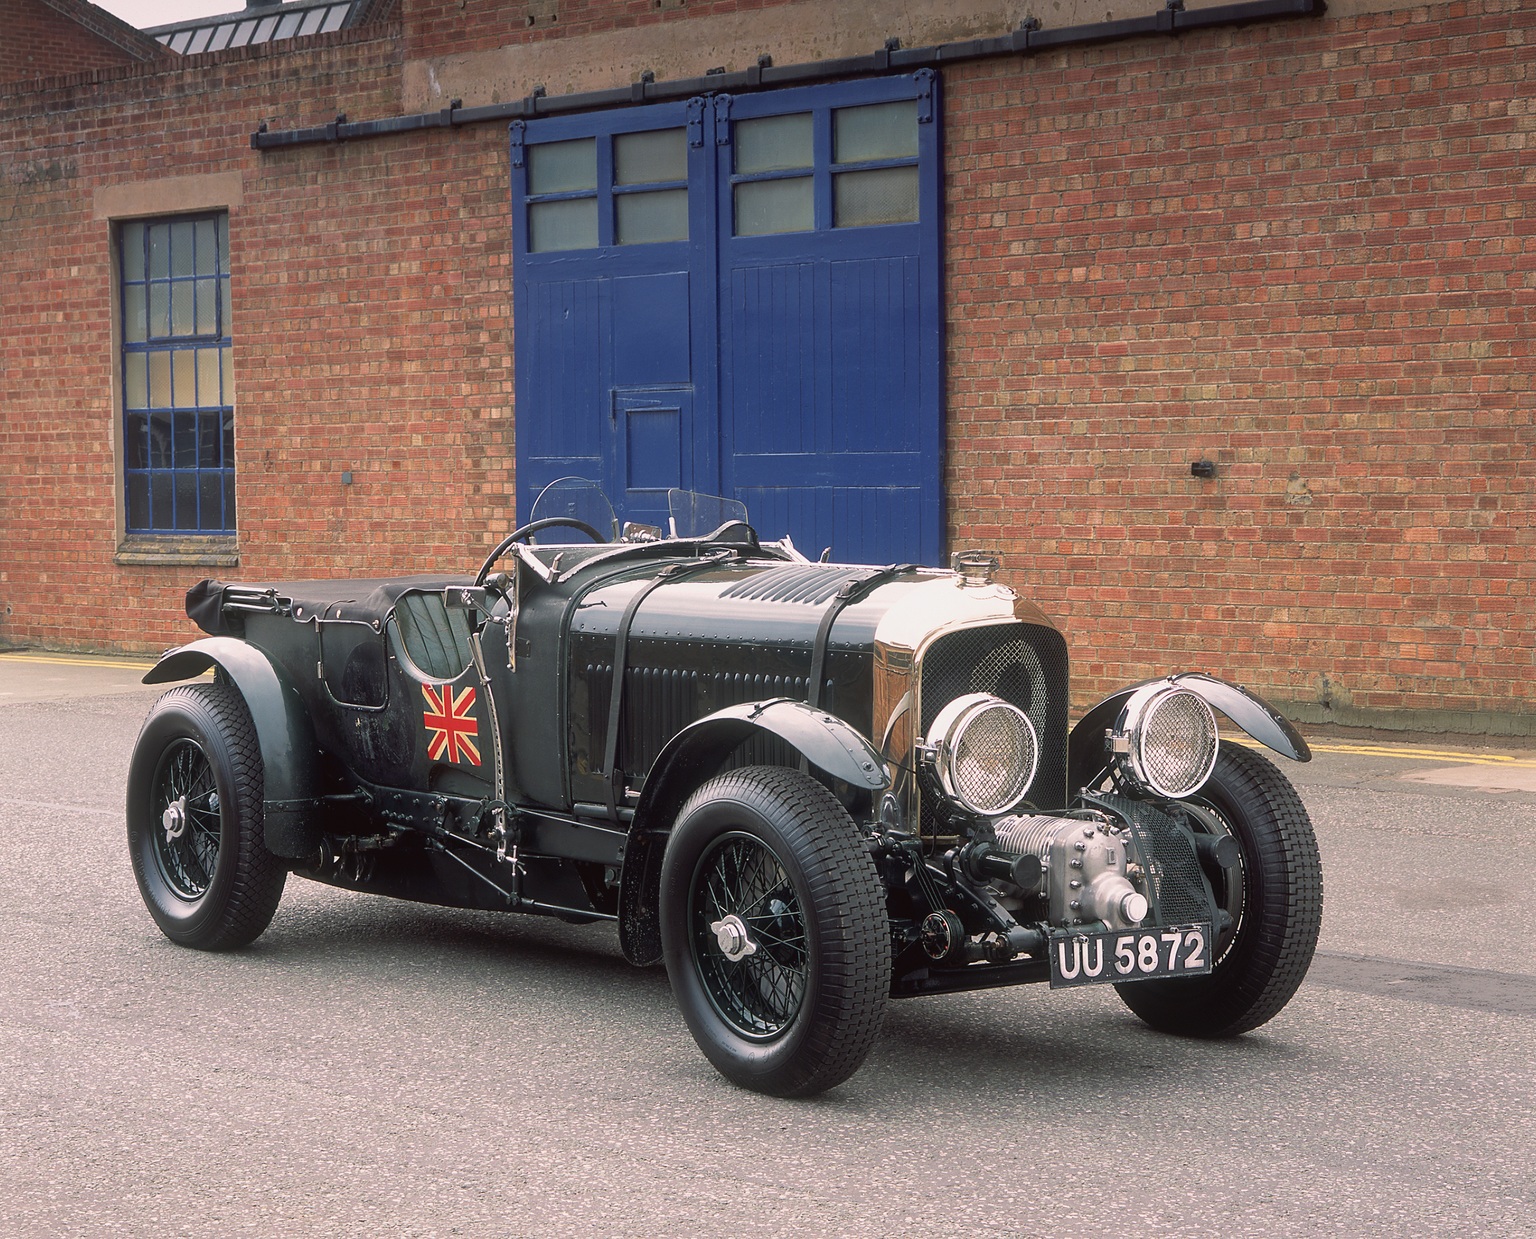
[127,482,1321,1095]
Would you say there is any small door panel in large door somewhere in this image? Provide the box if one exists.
[612,387,693,530]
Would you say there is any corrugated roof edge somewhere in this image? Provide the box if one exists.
[146,0,355,36]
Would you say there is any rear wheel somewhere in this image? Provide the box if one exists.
[126,683,286,949]
[660,766,889,1096]
[1115,742,1321,1037]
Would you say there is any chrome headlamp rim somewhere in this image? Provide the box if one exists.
[1113,684,1219,799]
[924,692,1039,817]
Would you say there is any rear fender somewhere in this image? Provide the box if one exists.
[617,698,889,966]
[144,637,321,858]
[1068,672,1310,793]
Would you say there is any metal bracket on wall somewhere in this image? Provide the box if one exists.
[250,0,1323,150]
[914,68,936,124]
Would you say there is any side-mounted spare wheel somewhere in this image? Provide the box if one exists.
[1116,742,1322,1036]
[126,682,286,950]
[660,766,889,1097]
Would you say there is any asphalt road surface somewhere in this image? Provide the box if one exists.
[2,652,1532,1238]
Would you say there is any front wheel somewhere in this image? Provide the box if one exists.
[1116,742,1322,1037]
[126,682,286,950]
[659,766,889,1096]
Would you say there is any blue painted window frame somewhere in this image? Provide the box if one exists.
[514,102,702,256]
[119,212,236,536]
[724,87,927,237]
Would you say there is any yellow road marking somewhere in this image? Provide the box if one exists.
[5,653,1533,766]
[1305,742,1536,768]
[1224,732,1536,769]
[0,652,155,672]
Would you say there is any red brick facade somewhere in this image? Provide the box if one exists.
[0,0,163,83]
[0,0,1530,736]
[943,1,1534,731]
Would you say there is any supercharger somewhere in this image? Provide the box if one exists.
[992,812,1150,932]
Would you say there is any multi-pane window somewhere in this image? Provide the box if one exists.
[154,0,354,54]
[733,113,814,236]
[521,100,921,252]
[119,214,235,535]
[525,127,689,252]
[732,98,920,236]
[831,99,920,227]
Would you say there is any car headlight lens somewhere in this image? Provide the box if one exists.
[925,693,1039,816]
[1114,685,1219,799]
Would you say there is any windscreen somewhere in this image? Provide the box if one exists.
[528,476,618,542]
[667,489,749,538]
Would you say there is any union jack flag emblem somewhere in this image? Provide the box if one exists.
[422,684,481,766]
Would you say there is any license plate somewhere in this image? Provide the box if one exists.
[1048,922,1213,989]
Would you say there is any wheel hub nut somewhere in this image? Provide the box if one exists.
[162,797,187,842]
[709,914,757,962]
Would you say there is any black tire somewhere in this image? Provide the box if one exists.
[126,682,286,950]
[1115,742,1322,1037]
[659,766,889,1097]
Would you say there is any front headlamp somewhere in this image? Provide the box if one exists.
[924,692,1039,816]
[1111,684,1219,799]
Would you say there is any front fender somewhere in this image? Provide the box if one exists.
[1068,673,1311,793]
[144,637,321,857]
[616,698,890,966]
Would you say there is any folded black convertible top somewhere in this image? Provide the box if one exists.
[185,575,472,636]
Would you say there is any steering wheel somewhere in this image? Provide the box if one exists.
[475,517,606,586]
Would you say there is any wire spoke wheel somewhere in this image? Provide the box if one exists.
[150,738,223,900]
[691,833,809,1040]
[127,682,286,950]
[660,766,889,1097]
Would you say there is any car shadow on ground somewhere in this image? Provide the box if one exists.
[163,884,1318,1110]
[875,995,1307,1089]
[209,887,660,994]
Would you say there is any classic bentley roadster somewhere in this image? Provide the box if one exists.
[127,482,1321,1095]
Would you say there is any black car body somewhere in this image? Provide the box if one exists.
[127,486,1321,1095]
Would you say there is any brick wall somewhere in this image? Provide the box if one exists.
[1,0,148,83]
[1,23,522,654]
[0,0,1530,734]
[944,0,1533,729]
[405,0,793,60]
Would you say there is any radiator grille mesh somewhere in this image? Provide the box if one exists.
[920,624,1069,813]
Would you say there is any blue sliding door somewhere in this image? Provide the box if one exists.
[512,72,943,563]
